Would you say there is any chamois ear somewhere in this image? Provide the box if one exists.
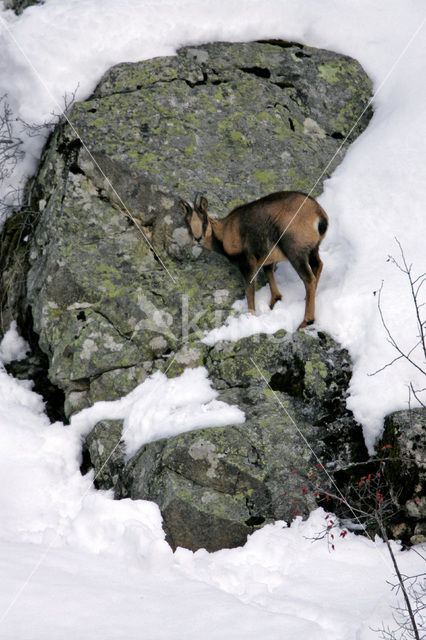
[179,200,192,217]
[198,196,208,215]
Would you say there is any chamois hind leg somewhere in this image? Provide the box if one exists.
[263,264,282,309]
[308,246,323,292]
[239,255,258,314]
[288,253,317,329]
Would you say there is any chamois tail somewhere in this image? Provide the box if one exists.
[318,209,328,237]
[311,199,328,238]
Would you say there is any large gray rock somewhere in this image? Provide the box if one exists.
[86,344,425,551]
[87,330,369,551]
[1,41,379,550]
[1,41,373,416]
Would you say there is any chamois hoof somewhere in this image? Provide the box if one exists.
[269,294,282,310]
[298,318,314,330]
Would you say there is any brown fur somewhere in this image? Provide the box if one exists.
[179,191,328,329]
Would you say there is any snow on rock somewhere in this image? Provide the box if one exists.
[70,366,245,458]
[0,321,29,364]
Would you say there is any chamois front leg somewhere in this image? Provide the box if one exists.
[245,282,256,314]
[263,264,282,309]
[239,255,258,314]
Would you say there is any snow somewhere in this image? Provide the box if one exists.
[0,358,169,557]
[70,366,245,459]
[2,515,413,640]
[2,352,417,640]
[0,0,425,638]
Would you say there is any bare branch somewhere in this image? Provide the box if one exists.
[18,84,79,138]
[0,88,79,220]
[409,383,426,410]
[371,243,426,409]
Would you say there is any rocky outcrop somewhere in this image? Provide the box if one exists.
[1,41,383,550]
[101,330,369,551]
[1,41,373,416]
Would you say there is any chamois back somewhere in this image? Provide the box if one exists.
[225,191,327,263]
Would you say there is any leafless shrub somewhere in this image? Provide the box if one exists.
[370,239,426,409]
[293,455,424,640]
[0,95,25,219]
[17,84,79,138]
[0,87,79,221]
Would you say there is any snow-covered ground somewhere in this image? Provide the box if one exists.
[2,324,421,640]
[1,516,419,640]
[0,1,425,638]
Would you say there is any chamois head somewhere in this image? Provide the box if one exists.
[179,195,211,246]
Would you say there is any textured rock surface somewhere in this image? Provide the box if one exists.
[75,40,372,213]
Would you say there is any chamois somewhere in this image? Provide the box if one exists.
[180,191,328,329]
